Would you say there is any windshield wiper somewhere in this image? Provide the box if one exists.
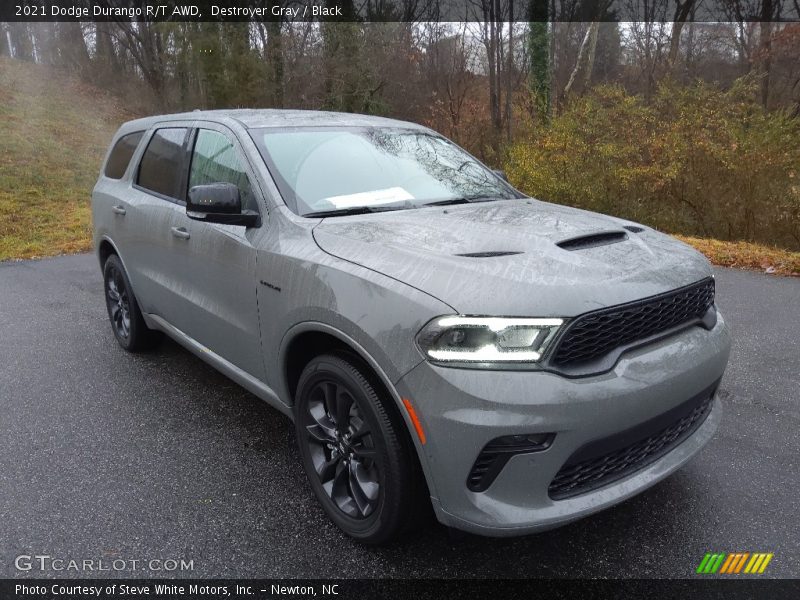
[422,195,504,207]
[303,205,408,218]
[306,195,507,216]
[421,198,471,207]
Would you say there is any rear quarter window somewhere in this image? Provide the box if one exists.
[136,128,189,200]
[104,131,144,179]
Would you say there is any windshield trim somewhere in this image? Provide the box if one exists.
[247,125,521,217]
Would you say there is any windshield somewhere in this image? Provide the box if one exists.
[250,127,520,216]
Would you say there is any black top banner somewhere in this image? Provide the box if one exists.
[2,0,800,23]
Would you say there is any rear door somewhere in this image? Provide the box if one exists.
[124,125,194,316]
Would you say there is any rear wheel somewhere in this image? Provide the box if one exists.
[294,353,426,544]
[103,254,162,352]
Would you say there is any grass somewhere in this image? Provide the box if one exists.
[676,236,800,277]
[0,57,797,277]
[0,57,135,261]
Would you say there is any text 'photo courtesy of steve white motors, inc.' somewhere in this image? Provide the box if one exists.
[13,583,339,598]
[17,3,346,19]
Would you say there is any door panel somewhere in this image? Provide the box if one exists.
[156,127,265,380]
[122,188,185,315]
[123,126,191,315]
[167,214,264,378]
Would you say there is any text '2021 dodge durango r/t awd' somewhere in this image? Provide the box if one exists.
[92,110,731,544]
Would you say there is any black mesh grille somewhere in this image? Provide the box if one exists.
[552,278,715,367]
[548,387,716,500]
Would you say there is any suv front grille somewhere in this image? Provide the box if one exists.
[551,278,715,367]
[548,380,718,500]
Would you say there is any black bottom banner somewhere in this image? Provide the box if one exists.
[2,579,799,600]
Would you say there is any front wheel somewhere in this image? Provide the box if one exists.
[294,353,426,544]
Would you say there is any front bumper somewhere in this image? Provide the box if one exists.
[395,313,731,536]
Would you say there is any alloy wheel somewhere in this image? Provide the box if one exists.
[105,265,131,339]
[302,380,380,518]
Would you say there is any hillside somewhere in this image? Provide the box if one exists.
[0,56,797,274]
[0,57,136,261]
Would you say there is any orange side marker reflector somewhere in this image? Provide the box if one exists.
[402,398,427,445]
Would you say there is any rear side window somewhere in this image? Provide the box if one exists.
[104,131,144,179]
[136,128,189,199]
[189,129,256,211]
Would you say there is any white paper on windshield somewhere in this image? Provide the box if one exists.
[325,187,414,208]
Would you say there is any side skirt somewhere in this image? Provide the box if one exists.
[143,313,292,419]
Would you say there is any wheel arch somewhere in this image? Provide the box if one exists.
[278,322,437,498]
[279,322,407,408]
[97,235,125,271]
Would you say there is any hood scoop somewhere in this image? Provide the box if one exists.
[454,250,524,258]
[557,231,628,251]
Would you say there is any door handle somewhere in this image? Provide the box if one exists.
[112,205,126,215]
[170,226,191,240]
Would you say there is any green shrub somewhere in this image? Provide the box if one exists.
[505,80,800,251]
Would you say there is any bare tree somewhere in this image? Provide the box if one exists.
[505,0,514,141]
[0,23,8,56]
[7,23,34,61]
[623,0,671,100]
[667,0,697,73]
[757,0,780,107]
[469,0,513,148]
[563,21,599,96]
[422,23,475,138]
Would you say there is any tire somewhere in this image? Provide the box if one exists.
[103,254,162,352]
[294,352,427,544]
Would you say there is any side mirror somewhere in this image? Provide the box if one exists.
[186,183,260,227]
[493,169,509,182]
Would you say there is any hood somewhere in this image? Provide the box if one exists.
[312,199,712,316]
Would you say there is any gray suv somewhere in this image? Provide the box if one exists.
[92,110,731,543]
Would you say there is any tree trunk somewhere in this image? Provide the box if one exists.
[505,0,514,142]
[0,23,8,56]
[685,14,697,78]
[8,23,34,61]
[266,21,284,108]
[29,23,56,65]
[548,4,556,116]
[527,13,550,124]
[564,22,597,97]
[581,20,599,91]
[57,23,91,74]
[95,22,120,74]
[114,21,168,107]
[494,0,504,135]
[485,6,501,141]
[758,0,774,109]
[667,0,695,74]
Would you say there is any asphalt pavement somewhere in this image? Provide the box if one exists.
[0,254,798,578]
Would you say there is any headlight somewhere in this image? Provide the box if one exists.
[416,316,563,365]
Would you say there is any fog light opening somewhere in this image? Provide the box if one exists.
[467,432,555,492]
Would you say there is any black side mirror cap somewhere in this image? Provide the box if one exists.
[186,183,260,227]
[187,182,242,214]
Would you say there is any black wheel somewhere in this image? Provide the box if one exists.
[103,254,162,352]
[294,353,426,544]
